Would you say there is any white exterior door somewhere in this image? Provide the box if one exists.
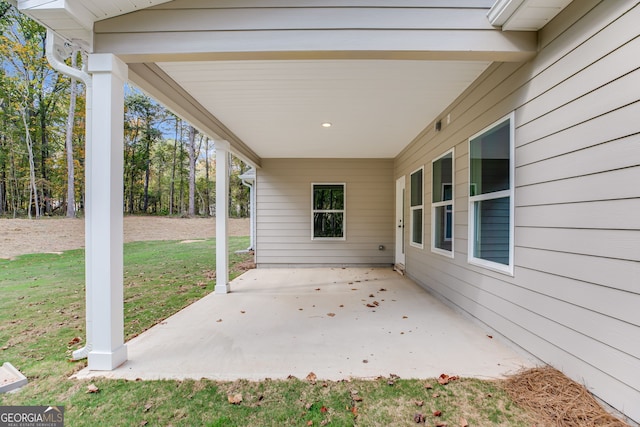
[395,176,406,266]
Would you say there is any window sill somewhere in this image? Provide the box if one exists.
[468,257,514,276]
[431,247,454,259]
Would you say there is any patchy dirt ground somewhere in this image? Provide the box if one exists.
[0,216,249,259]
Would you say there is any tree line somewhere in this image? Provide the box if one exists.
[0,1,250,219]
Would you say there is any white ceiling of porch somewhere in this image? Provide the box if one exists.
[157,59,490,158]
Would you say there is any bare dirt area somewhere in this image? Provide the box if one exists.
[0,216,249,259]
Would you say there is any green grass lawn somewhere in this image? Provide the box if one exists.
[0,237,535,426]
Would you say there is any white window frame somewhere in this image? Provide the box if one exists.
[431,149,455,258]
[467,113,515,275]
[409,167,424,249]
[311,183,346,240]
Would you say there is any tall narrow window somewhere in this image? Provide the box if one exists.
[432,150,454,257]
[468,113,514,274]
[312,183,345,239]
[410,167,424,248]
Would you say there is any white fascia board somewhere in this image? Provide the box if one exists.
[18,0,95,30]
[488,0,526,26]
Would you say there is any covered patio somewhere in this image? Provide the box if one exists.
[75,268,534,381]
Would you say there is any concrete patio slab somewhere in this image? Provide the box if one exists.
[75,268,535,381]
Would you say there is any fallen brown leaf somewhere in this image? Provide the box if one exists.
[369,294,375,298]
[433,410,442,417]
[379,288,387,291]
[414,413,425,423]
[315,288,321,291]
[460,417,469,427]
[227,393,243,405]
[366,304,376,308]
[86,384,99,393]
[320,406,328,413]
[436,422,448,427]
[306,372,317,384]
[144,403,153,412]
[424,383,433,389]
[216,319,223,323]
[437,373,458,385]
[327,313,336,317]
[68,337,81,345]
[414,400,424,407]
[307,421,313,426]
[140,421,148,426]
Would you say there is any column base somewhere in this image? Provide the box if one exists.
[215,283,231,294]
[88,344,128,371]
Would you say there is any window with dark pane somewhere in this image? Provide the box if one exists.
[410,168,424,247]
[312,184,345,239]
[468,114,514,273]
[432,151,453,254]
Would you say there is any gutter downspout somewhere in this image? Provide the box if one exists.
[240,171,256,252]
[45,29,93,360]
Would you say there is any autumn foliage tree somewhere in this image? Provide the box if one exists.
[0,1,249,219]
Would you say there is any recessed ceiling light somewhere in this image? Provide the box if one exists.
[321,122,332,128]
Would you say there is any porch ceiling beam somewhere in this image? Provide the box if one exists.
[127,63,261,168]
[95,29,537,63]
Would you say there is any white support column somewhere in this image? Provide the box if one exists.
[86,53,128,370]
[215,140,231,294]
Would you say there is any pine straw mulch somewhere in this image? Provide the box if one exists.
[503,366,630,427]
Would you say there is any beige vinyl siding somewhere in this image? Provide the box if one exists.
[394,0,640,422]
[256,158,394,267]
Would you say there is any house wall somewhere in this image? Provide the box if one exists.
[256,158,394,267]
[394,0,640,422]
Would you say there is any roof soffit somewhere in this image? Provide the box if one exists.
[488,0,574,31]
[17,1,550,161]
